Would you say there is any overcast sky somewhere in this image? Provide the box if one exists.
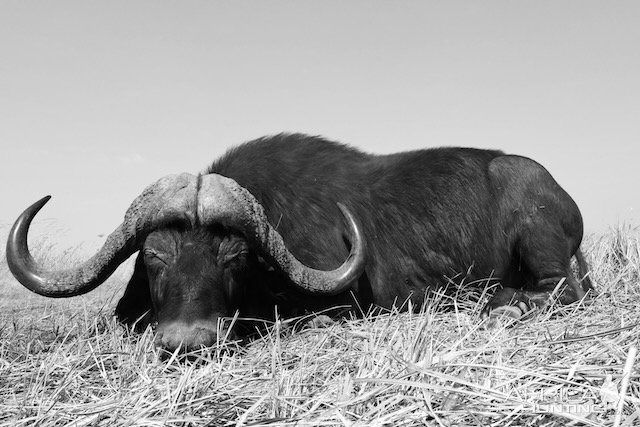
[1,1,639,246]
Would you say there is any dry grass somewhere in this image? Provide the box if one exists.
[0,224,639,426]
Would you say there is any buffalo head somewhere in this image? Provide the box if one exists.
[6,173,365,352]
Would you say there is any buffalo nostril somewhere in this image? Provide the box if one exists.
[192,327,217,348]
[153,329,184,353]
[179,327,217,351]
[153,333,166,350]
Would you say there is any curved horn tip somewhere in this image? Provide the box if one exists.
[6,196,53,295]
[336,202,363,240]
[8,195,52,241]
[33,195,52,211]
[336,202,353,222]
[289,201,366,296]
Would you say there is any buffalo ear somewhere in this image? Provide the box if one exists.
[255,254,276,272]
[115,252,153,332]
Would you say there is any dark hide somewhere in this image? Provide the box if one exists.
[116,133,591,350]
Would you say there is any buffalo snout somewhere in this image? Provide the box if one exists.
[154,320,219,352]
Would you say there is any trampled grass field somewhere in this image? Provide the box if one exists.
[0,223,638,426]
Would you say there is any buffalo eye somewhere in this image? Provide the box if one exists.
[222,249,249,266]
[143,248,169,268]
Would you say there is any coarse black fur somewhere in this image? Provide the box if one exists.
[116,133,592,350]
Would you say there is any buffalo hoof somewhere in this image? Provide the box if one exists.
[481,287,533,328]
[302,314,335,329]
[481,304,525,329]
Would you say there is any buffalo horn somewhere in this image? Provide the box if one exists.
[6,173,199,297]
[198,174,366,295]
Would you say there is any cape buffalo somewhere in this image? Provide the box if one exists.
[6,133,592,352]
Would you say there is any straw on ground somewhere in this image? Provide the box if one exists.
[0,224,638,426]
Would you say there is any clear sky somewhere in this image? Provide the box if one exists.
[1,1,639,245]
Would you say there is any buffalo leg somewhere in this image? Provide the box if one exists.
[482,225,586,321]
[483,155,590,322]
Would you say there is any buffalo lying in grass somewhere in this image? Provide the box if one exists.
[7,134,592,352]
